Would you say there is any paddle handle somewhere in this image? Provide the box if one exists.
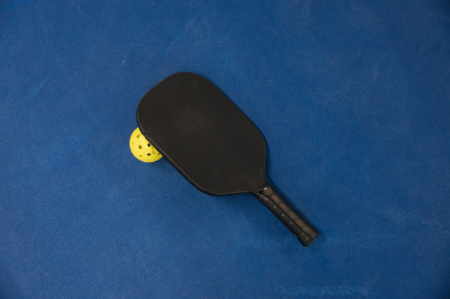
[253,183,318,246]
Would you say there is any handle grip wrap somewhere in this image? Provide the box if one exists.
[253,183,318,246]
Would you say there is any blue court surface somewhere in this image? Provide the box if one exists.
[1,1,450,298]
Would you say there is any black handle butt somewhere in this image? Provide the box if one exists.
[253,183,318,247]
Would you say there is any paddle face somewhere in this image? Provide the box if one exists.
[137,72,266,195]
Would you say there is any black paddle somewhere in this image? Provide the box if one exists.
[137,72,318,246]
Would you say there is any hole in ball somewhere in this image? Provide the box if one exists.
[147,153,151,156]
[138,145,142,149]
[147,143,150,147]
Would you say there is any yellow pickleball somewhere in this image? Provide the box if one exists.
[129,127,162,162]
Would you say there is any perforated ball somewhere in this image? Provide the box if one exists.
[129,127,162,163]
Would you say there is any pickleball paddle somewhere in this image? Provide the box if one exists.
[136,72,318,246]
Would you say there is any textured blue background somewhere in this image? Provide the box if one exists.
[1,1,450,298]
